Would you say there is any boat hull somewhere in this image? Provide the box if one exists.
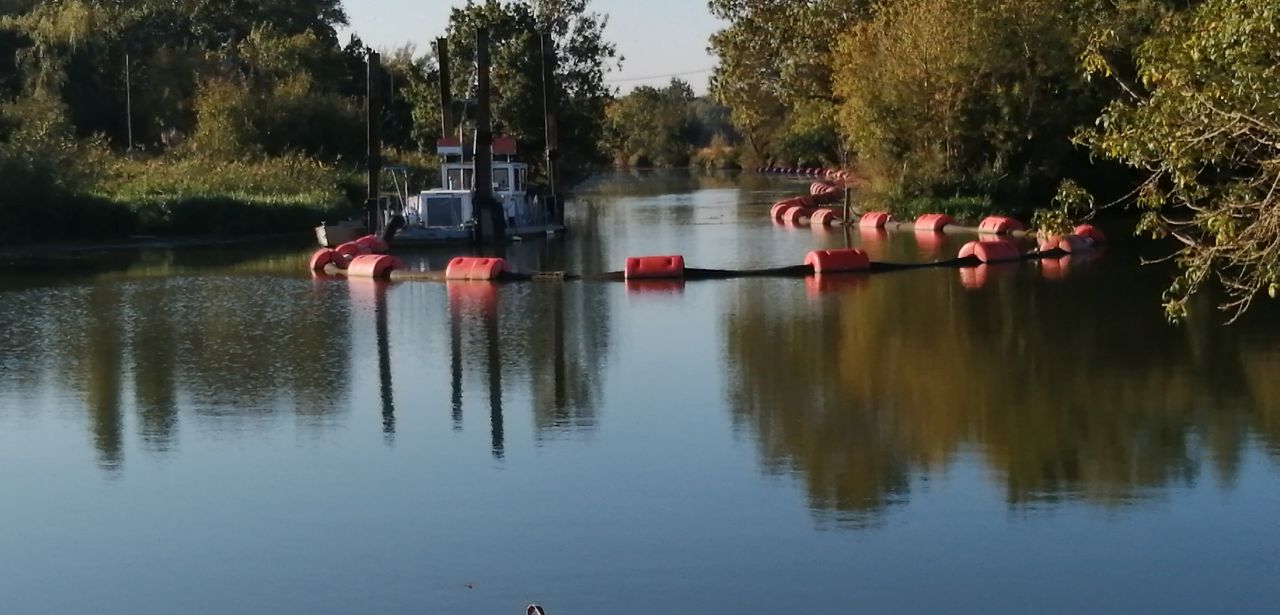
[388,224,566,247]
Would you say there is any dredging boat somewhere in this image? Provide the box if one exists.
[315,27,565,249]
[316,136,564,247]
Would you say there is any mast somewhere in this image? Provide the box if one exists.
[539,32,562,225]
[365,50,383,234]
[472,26,505,243]
[436,38,453,138]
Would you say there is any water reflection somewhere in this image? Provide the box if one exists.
[86,284,124,471]
[364,280,397,441]
[0,265,353,471]
[445,282,506,458]
[725,256,1280,524]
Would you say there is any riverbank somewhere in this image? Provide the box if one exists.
[0,152,378,247]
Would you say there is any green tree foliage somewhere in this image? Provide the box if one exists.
[1082,0,1280,319]
[708,0,867,165]
[0,0,372,243]
[831,0,1101,202]
[604,79,696,166]
[0,0,355,150]
[603,79,740,167]
[433,0,617,181]
[188,26,362,160]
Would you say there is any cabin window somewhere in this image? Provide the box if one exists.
[446,168,463,190]
[463,169,474,190]
[516,168,526,192]
[495,168,511,192]
[424,196,464,226]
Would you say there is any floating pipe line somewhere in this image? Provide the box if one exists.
[311,227,1106,285]
[313,249,1088,284]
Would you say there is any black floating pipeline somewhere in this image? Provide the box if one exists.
[308,240,1105,285]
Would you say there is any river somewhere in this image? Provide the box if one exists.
[1,170,1277,614]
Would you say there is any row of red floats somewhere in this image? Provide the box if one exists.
[770,181,848,227]
[758,167,855,182]
[309,223,1107,283]
[309,235,402,278]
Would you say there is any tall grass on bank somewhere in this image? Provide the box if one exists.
[97,154,360,236]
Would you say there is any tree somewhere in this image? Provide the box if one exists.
[1082,0,1280,319]
[0,0,353,149]
[603,79,697,166]
[708,0,868,164]
[831,0,1102,202]
[429,0,617,183]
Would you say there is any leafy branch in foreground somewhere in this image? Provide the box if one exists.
[1081,0,1280,321]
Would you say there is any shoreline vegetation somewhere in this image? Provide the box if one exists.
[0,0,615,245]
[2,0,1277,316]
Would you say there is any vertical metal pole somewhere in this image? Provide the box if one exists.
[473,27,504,243]
[539,33,562,225]
[124,52,134,152]
[436,38,453,138]
[366,51,383,234]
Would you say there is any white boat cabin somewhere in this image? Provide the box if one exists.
[404,136,546,230]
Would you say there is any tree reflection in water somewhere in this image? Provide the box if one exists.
[0,251,354,471]
[724,259,1280,525]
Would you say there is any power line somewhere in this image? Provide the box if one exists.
[605,67,715,84]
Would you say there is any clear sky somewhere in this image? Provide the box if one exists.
[338,0,723,94]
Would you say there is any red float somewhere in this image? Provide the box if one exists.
[354,235,390,254]
[445,256,507,281]
[810,182,838,196]
[978,216,1025,234]
[1056,234,1094,254]
[773,204,804,224]
[810,209,840,226]
[347,254,400,279]
[782,206,817,224]
[804,248,871,273]
[624,255,685,279]
[335,241,370,261]
[309,249,340,272]
[1037,234,1063,252]
[958,240,1022,263]
[771,200,802,220]
[859,211,892,229]
[1074,224,1107,244]
[915,213,954,231]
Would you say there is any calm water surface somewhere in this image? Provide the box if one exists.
[1,171,1278,614]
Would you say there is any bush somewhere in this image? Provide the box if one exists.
[98,153,357,235]
[691,133,741,170]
